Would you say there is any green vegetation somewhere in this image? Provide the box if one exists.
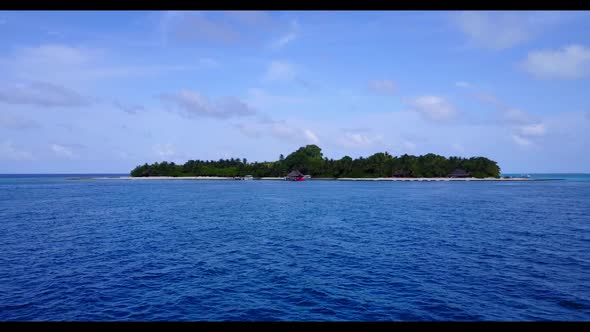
[130,145,501,178]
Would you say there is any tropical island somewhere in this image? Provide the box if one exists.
[130,145,503,179]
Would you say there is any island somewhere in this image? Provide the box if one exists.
[129,145,510,180]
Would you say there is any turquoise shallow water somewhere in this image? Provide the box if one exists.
[0,174,589,321]
[503,173,590,181]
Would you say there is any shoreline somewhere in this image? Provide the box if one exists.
[86,176,534,181]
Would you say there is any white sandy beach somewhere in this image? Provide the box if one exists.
[336,177,531,181]
[93,176,531,181]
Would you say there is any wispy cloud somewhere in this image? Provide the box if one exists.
[502,108,533,125]
[224,11,273,26]
[460,82,548,147]
[522,44,590,79]
[451,143,465,153]
[50,143,74,158]
[150,143,192,163]
[245,88,306,109]
[235,123,263,138]
[159,11,276,47]
[1,43,206,85]
[402,140,417,151]
[269,122,312,143]
[368,79,397,95]
[113,101,145,115]
[270,19,299,50]
[455,81,471,88]
[519,123,546,137]
[0,81,90,107]
[171,13,240,45]
[234,112,319,145]
[263,61,296,81]
[152,143,175,159]
[303,129,319,144]
[159,90,256,119]
[512,123,547,148]
[335,130,384,149]
[512,134,532,147]
[453,11,564,50]
[0,114,40,130]
[408,96,458,122]
[0,141,34,160]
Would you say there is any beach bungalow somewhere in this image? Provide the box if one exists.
[286,170,305,181]
[448,169,470,178]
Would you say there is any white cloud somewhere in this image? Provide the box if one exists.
[451,143,465,153]
[113,101,145,115]
[159,11,276,47]
[84,64,200,79]
[245,88,306,109]
[50,143,74,158]
[225,11,273,26]
[0,81,90,107]
[303,129,319,144]
[471,91,504,110]
[171,13,240,45]
[455,81,471,88]
[268,124,318,144]
[512,134,532,147]
[522,44,590,79]
[158,11,186,45]
[402,140,417,150]
[519,123,546,137]
[270,122,299,140]
[235,123,262,138]
[453,11,563,50]
[263,61,296,81]
[18,44,94,67]
[467,87,547,147]
[270,20,299,50]
[272,32,297,50]
[152,143,175,159]
[1,43,204,85]
[150,143,190,163]
[502,108,531,125]
[509,122,546,148]
[0,115,40,130]
[235,116,319,145]
[336,131,383,149]
[0,141,34,160]
[368,79,397,95]
[409,96,458,122]
[160,90,256,119]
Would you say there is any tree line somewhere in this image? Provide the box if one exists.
[130,145,501,178]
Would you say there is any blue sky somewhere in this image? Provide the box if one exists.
[1,11,589,173]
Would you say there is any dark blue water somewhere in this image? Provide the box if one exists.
[1,175,589,321]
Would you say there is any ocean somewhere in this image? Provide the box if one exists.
[0,174,589,321]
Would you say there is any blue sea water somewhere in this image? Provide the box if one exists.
[0,174,589,321]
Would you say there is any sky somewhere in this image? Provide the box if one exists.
[1,10,589,173]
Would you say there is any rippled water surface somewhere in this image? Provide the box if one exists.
[1,175,589,321]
